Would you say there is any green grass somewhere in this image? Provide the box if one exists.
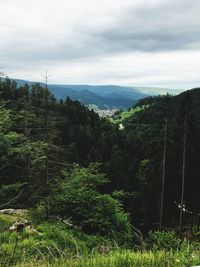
[0,213,113,266]
[14,249,200,267]
[0,213,23,232]
[109,105,148,125]
[0,213,199,267]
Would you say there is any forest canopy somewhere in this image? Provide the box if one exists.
[0,77,200,236]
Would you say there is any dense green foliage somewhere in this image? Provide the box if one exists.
[0,78,200,237]
[36,164,132,242]
[0,78,200,266]
[123,93,200,228]
[0,78,133,239]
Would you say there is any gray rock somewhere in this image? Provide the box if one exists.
[0,209,28,216]
[9,219,29,232]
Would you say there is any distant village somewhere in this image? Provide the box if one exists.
[90,108,119,118]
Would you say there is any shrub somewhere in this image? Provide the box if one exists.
[42,164,132,244]
[146,230,182,251]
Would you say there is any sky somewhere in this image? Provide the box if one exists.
[0,0,200,88]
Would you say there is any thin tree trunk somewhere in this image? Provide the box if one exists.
[159,118,168,229]
[44,72,50,187]
[179,114,187,235]
[44,72,50,218]
[23,90,31,188]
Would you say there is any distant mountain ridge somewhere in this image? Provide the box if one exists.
[13,79,182,109]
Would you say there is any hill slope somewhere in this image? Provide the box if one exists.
[13,79,181,109]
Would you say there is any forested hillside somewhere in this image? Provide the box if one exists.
[14,79,145,109]
[1,78,200,229]
[124,92,200,229]
[0,78,200,266]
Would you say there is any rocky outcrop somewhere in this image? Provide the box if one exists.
[0,208,41,234]
[9,219,29,232]
[0,209,28,216]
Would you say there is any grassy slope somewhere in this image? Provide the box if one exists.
[0,213,110,266]
[109,105,149,125]
[0,213,200,267]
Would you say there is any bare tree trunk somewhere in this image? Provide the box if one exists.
[179,113,187,235]
[159,118,168,229]
[23,90,31,188]
[44,72,49,185]
[44,72,50,218]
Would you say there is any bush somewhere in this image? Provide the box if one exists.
[43,164,132,244]
[146,231,182,251]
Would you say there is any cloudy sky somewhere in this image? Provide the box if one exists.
[1,0,200,88]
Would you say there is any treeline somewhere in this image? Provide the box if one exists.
[0,77,199,236]
[124,92,200,230]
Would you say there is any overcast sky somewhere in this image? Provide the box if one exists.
[1,0,200,88]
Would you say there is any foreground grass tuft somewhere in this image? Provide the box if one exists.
[0,213,199,267]
[14,249,200,267]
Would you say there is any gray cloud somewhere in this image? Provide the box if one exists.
[0,0,200,87]
[1,0,200,65]
[86,0,200,53]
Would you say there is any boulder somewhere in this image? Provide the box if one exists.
[9,219,29,232]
